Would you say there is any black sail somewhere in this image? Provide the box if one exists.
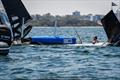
[101,10,120,43]
[1,0,32,40]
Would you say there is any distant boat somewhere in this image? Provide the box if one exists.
[101,4,120,46]
[30,20,76,45]
[0,0,32,55]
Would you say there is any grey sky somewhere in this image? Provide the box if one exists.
[22,0,118,15]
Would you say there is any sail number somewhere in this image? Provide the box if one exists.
[64,39,72,43]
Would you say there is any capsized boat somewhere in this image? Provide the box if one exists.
[30,36,76,45]
[30,20,76,45]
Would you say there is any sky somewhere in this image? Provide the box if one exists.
[22,0,119,15]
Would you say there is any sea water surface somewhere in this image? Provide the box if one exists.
[0,27,120,80]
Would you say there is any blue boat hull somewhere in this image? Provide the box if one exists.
[31,36,76,44]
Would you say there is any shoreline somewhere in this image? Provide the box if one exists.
[33,26,103,28]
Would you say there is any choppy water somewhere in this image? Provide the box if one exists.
[0,27,120,80]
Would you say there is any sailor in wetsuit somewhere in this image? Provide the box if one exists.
[92,36,99,44]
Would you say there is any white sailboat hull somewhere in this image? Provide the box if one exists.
[69,42,109,47]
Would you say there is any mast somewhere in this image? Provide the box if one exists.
[118,0,120,21]
[54,19,58,37]
[119,0,120,8]
[112,0,120,21]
